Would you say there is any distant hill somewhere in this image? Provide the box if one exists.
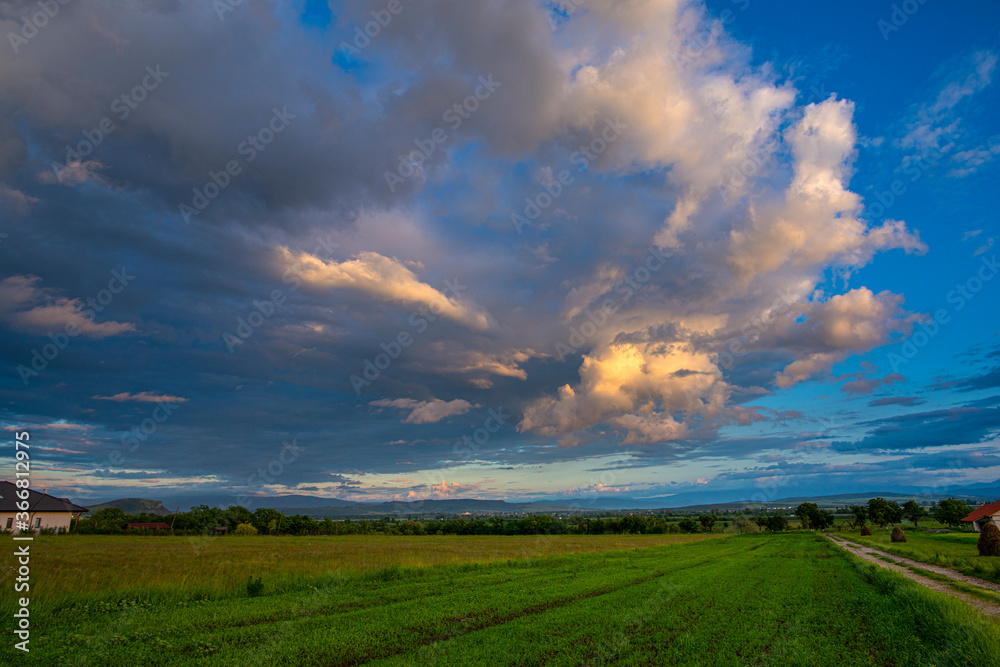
[85,498,171,515]
[81,480,1000,517]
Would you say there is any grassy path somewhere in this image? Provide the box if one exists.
[826,534,1000,617]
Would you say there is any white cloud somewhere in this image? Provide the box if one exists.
[729,99,926,281]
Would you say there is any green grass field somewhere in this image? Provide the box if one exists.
[847,528,1000,584]
[1,533,716,600]
[3,532,999,666]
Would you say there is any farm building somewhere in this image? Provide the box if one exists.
[961,499,1000,533]
[0,481,88,534]
[127,522,172,531]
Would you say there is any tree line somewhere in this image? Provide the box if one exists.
[66,496,977,536]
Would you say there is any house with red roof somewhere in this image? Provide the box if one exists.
[961,499,1000,533]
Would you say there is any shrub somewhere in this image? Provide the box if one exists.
[245,576,264,597]
[860,525,872,536]
[234,523,258,536]
[978,523,1000,557]
[891,526,907,543]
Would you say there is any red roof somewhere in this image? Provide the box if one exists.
[961,499,1000,522]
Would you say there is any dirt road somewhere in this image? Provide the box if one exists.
[825,533,1000,618]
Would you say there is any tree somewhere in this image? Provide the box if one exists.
[847,505,867,530]
[698,514,718,531]
[932,498,972,528]
[766,515,789,532]
[866,497,902,528]
[795,503,819,529]
[796,503,836,531]
[252,507,282,534]
[92,507,127,532]
[678,517,698,533]
[901,500,928,528]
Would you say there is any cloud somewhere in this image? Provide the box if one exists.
[833,403,1000,452]
[277,249,492,331]
[898,50,996,155]
[867,396,926,408]
[370,398,475,424]
[93,392,188,403]
[728,99,926,281]
[772,289,918,388]
[0,275,136,338]
[0,183,37,208]
[841,372,904,396]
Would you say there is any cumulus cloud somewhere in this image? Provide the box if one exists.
[729,99,925,280]
[370,398,475,424]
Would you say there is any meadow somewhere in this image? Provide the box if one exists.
[848,528,1000,584]
[2,532,999,666]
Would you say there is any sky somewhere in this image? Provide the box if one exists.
[0,0,999,508]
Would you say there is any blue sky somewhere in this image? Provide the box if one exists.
[0,0,998,507]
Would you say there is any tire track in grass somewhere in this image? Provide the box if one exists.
[372,536,789,667]
[328,558,718,667]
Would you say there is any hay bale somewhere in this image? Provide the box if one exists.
[978,523,1000,557]
[860,525,872,536]
[891,526,906,543]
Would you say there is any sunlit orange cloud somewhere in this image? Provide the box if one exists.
[696,478,712,484]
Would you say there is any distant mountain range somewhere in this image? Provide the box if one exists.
[84,480,1000,516]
